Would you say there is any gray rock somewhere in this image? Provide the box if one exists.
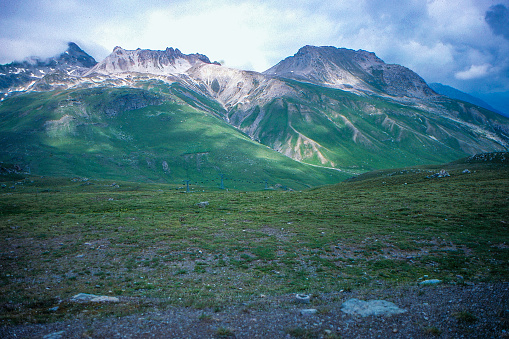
[196,201,209,208]
[43,331,65,339]
[420,279,442,285]
[71,293,119,303]
[300,309,317,316]
[91,295,120,302]
[340,298,406,317]
[427,169,451,179]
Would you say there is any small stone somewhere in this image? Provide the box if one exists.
[43,331,65,339]
[196,201,209,208]
[420,279,442,285]
[300,309,317,315]
[393,328,398,333]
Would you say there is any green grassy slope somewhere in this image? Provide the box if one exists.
[0,86,348,190]
[229,80,508,171]
[0,153,507,324]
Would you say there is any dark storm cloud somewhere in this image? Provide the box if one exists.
[486,4,509,39]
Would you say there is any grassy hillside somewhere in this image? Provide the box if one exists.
[229,79,508,171]
[0,86,348,190]
[1,153,507,324]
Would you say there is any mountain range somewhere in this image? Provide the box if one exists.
[0,42,508,189]
[429,82,505,117]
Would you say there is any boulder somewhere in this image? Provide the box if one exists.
[341,298,406,317]
[420,279,442,285]
[70,293,119,303]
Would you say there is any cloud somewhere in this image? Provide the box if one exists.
[88,0,338,72]
[0,0,509,97]
[455,64,493,80]
[486,4,509,39]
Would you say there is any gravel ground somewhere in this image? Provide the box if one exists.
[2,282,508,338]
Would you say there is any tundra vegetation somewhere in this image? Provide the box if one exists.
[0,153,507,325]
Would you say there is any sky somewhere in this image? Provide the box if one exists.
[0,0,508,113]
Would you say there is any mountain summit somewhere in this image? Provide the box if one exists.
[85,46,219,76]
[0,42,96,94]
[57,42,97,68]
[264,45,436,98]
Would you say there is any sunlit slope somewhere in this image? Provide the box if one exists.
[227,80,508,171]
[0,87,347,189]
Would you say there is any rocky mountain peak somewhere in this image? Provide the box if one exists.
[85,46,217,76]
[0,42,96,94]
[58,42,97,68]
[264,45,435,99]
[1,42,96,70]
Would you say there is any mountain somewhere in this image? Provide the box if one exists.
[0,42,97,99]
[429,83,504,116]
[0,43,508,189]
[85,46,219,76]
[263,45,437,99]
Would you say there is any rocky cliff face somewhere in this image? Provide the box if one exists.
[186,63,297,112]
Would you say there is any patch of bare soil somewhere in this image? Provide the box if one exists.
[1,282,508,338]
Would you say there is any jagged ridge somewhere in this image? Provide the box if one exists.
[0,42,97,94]
[85,46,218,76]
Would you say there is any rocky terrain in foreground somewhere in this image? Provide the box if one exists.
[2,283,508,338]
